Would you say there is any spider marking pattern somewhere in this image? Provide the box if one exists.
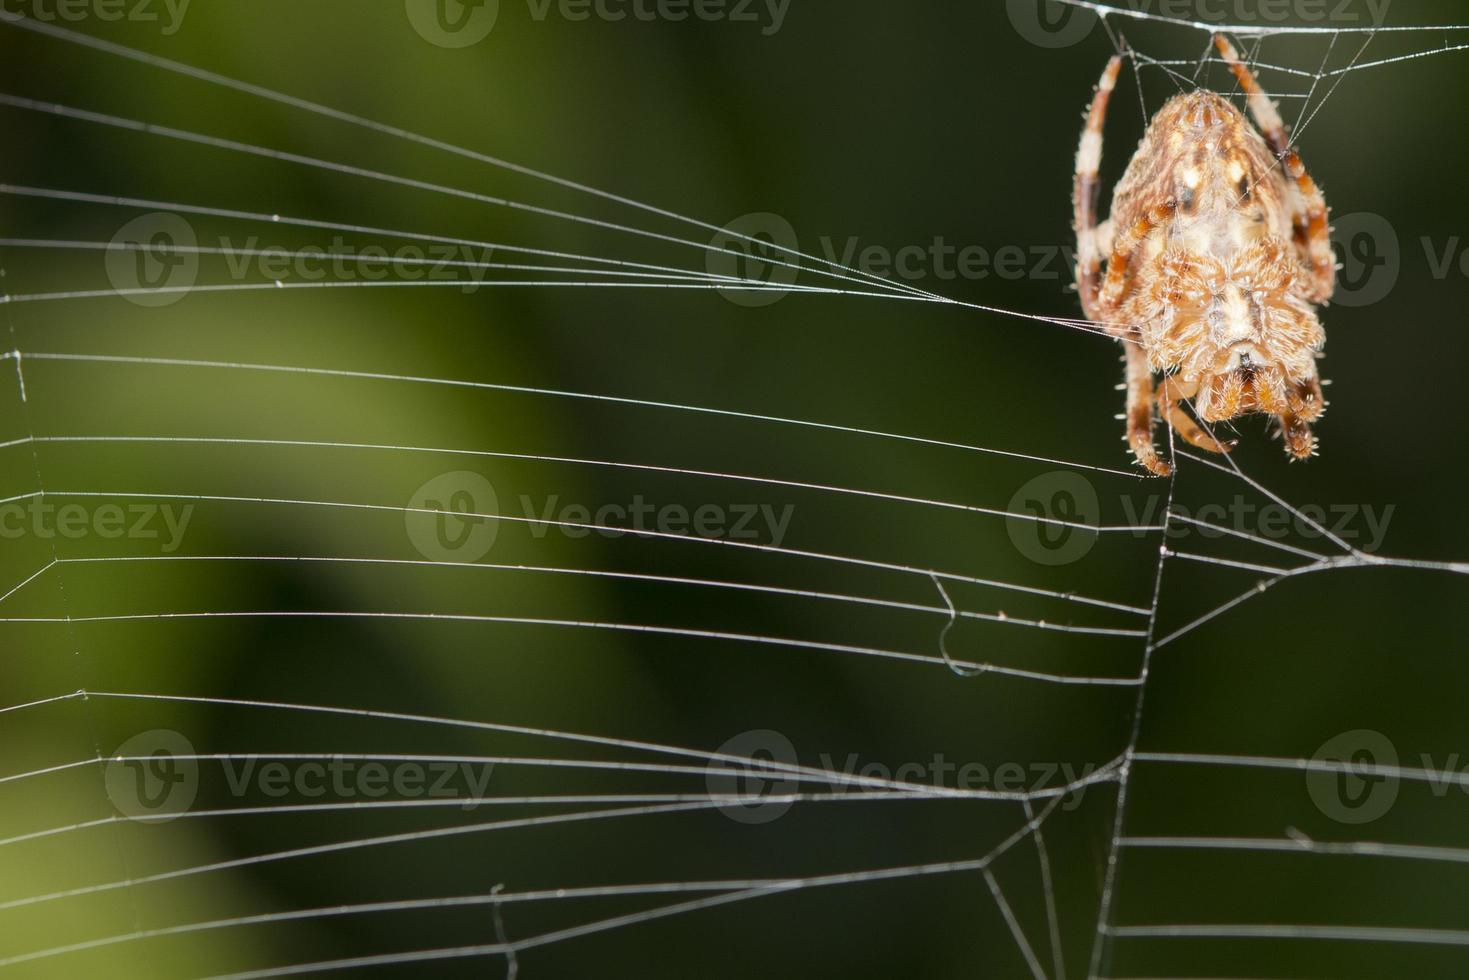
[1074,36,1335,477]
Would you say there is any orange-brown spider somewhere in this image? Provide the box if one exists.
[1074,36,1335,476]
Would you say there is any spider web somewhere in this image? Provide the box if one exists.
[0,3,1467,978]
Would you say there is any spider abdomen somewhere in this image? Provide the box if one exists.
[1113,93,1287,258]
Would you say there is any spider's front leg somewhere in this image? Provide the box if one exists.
[1123,340,1171,477]
[1074,54,1122,322]
[1109,201,1184,475]
[1278,376,1325,460]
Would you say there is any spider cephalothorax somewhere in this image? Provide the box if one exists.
[1074,36,1335,476]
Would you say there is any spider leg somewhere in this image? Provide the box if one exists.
[1074,55,1122,322]
[1124,340,1171,477]
[1213,35,1289,152]
[1214,34,1335,303]
[1280,150,1336,303]
[1100,199,1179,310]
[1108,199,1181,476]
[1277,376,1325,460]
[1157,375,1235,455]
[1279,412,1317,460]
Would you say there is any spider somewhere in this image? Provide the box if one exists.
[1074,35,1335,476]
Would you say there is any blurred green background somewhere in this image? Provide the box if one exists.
[2,1,1468,976]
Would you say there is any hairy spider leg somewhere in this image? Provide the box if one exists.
[1074,54,1123,323]
[1100,199,1181,310]
[1124,343,1171,476]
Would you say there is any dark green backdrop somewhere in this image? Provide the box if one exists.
[2,2,1467,977]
